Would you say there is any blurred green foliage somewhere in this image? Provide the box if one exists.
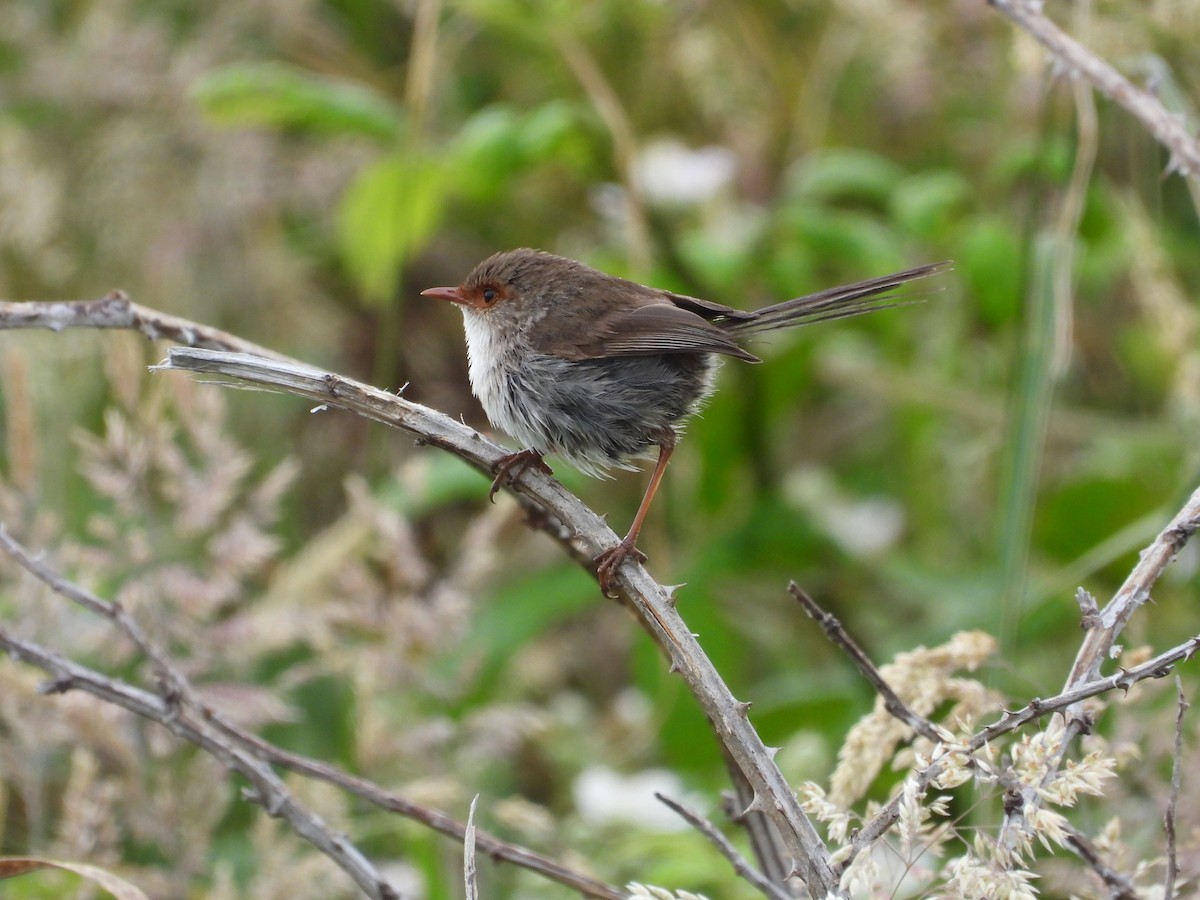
[1,0,1199,896]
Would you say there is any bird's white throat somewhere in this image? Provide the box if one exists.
[460,307,536,446]
[461,310,502,396]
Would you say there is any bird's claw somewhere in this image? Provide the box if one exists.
[489,449,553,501]
[595,538,648,598]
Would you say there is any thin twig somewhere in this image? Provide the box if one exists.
[1164,677,1188,899]
[218,721,627,897]
[788,583,950,746]
[969,635,1200,750]
[1038,485,1200,819]
[655,793,791,900]
[988,0,1200,178]
[465,795,480,900]
[0,292,291,361]
[1064,828,1139,900]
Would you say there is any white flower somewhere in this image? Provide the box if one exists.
[633,139,737,206]
[784,468,905,557]
[573,766,700,832]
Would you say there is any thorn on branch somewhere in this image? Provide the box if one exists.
[740,794,767,817]
[663,584,685,608]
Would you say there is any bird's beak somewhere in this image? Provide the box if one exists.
[420,286,468,306]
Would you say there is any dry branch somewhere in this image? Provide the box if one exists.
[1164,678,1188,899]
[988,0,1200,178]
[789,583,950,746]
[0,292,291,361]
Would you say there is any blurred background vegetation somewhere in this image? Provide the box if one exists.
[0,0,1198,896]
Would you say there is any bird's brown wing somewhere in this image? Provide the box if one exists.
[661,291,757,324]
[538,298,760,362]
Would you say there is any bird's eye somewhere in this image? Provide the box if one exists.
[482,288,498,304]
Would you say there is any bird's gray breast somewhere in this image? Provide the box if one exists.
[461,309,719,475]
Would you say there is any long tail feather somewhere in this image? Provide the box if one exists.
[732,261,950,335]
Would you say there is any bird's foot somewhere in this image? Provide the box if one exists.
[489,449,553,501]
[595,537,648,598]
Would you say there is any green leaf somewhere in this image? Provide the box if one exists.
[515,99,580,158]
[959,215,1023,327]
[436,565,596,706]
[193,62,404,142]
[376,453,491,516]
[891,170,969,239]
[336,150,447,303]
[448,101,586,203]
[990,134,1073,187]
[784,207,905,270]
[787,149,904,206]
[447,105,526,202]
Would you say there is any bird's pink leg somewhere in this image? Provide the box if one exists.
[595,429,675,597]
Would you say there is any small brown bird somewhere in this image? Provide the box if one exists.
[422,249,945,595]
